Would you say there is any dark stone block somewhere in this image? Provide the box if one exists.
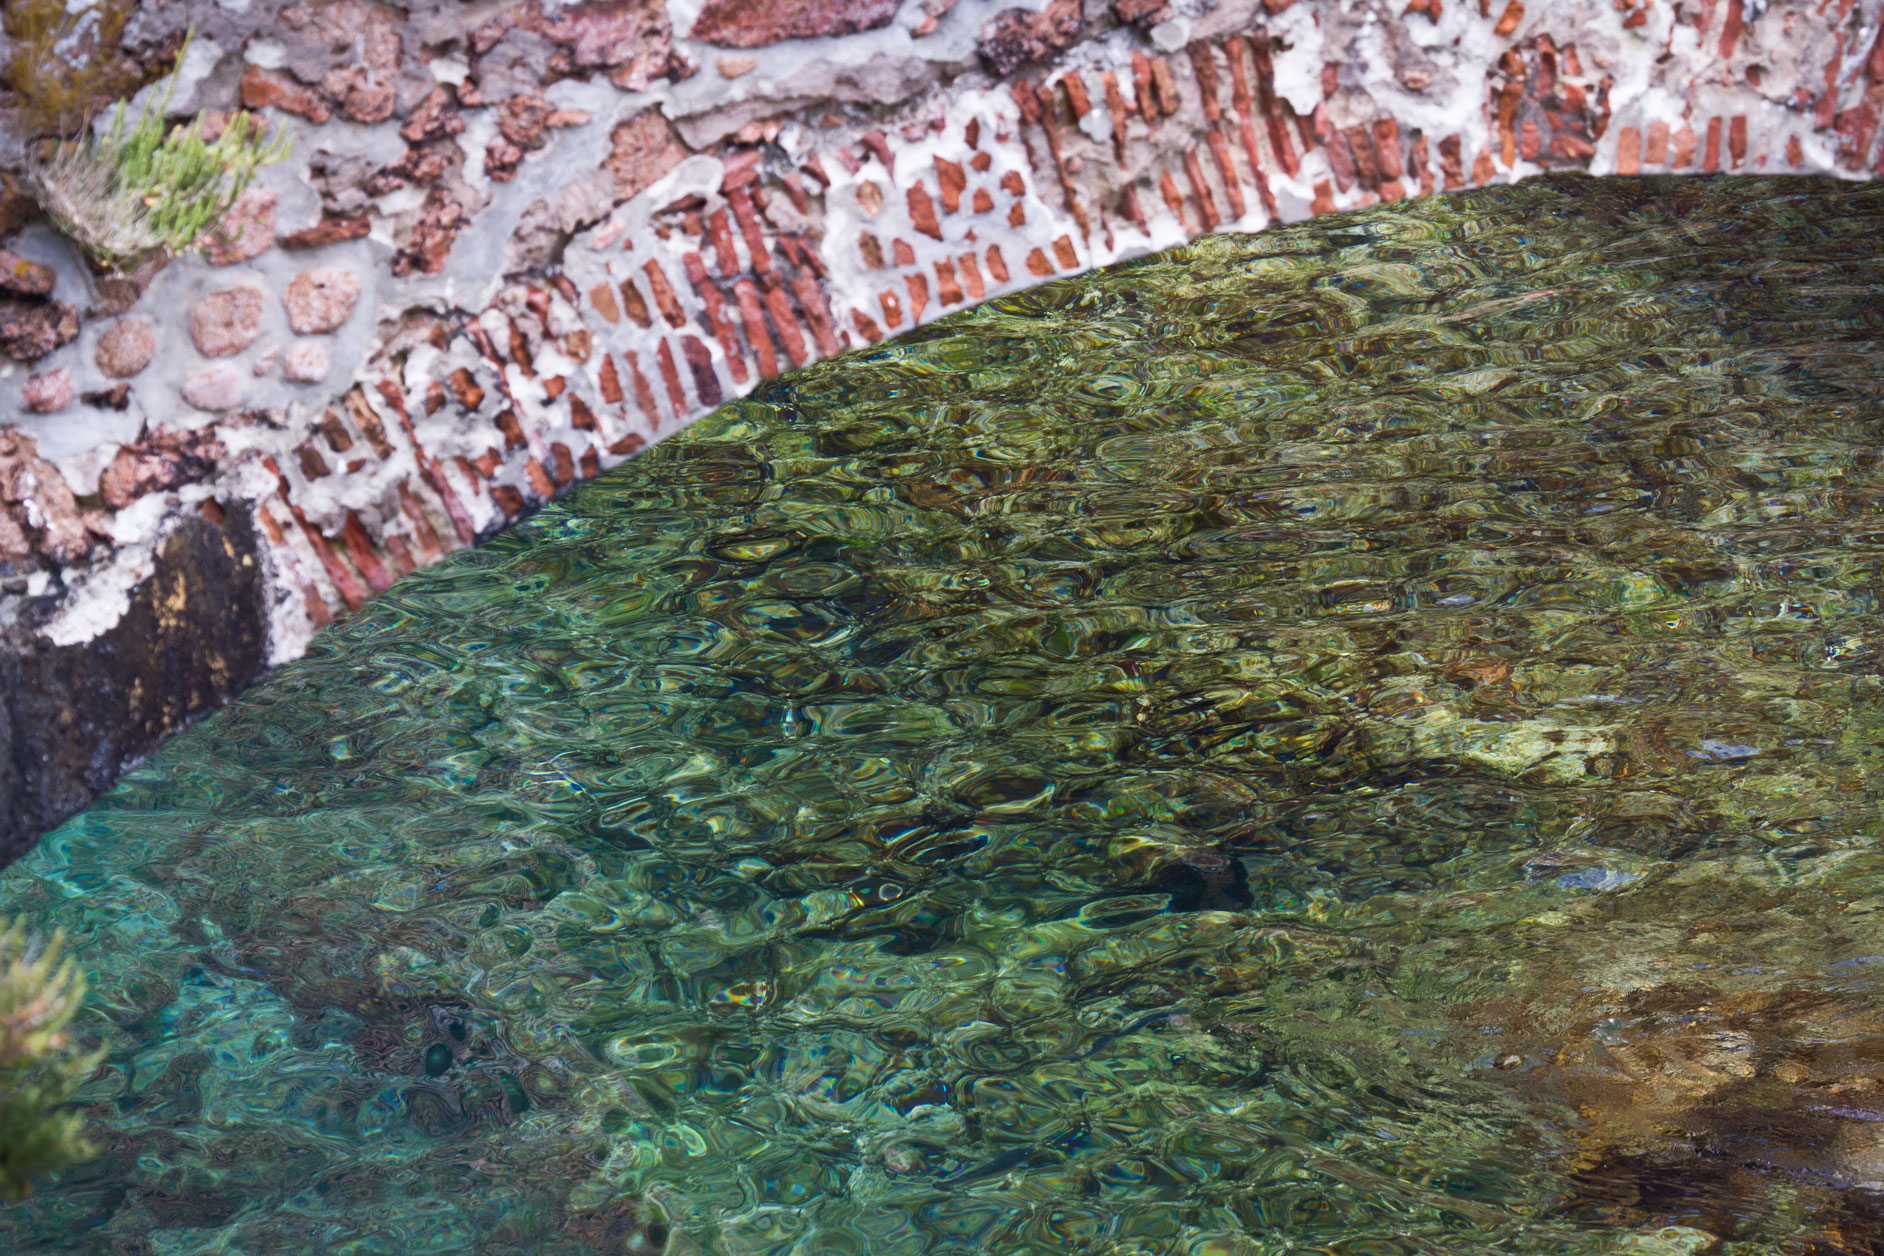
[0,505,269,864]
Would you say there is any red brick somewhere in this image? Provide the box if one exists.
[683,252,751,386]
[1205,131,1247,219]
[623,349,661,424]
[904,272,930,322]
[733,279,780,379]
[761,282,811,367]
[1616,125,1641,174]
[1672,124,1699,167]
[1729,114,1748,167]
[568,394,597,430]
[908,181,944,240]
[679,335,722,407]
[1704,117,1722,170]
[879,289,904,328]
[1159,170,1188,231]
[1645,119,1670,164]
[1051,235,1078,270]
[1183,149,1220,231]
[1131,52,1158,124]
[1718,0,1744,58]
[1439,134,1465,188]
[642,260,687,327]
[1493,0,1523,36]
[985,245,1010,284]
[655,339,687,412]
[1187,43,1221,123]
[726,185,776,286]
[1025,248,1054,276]
[1149,56,1182,115]
[399,485,446,561]
[853,310,884,343]
[788,271,844,357]
[934,258,964,306]
[1372,118,1404,179]
[936,157,967,213]
[619,279,654,328]
[958,252,986,300]
[1103,70,1131,161]
[596,354,623,405]
[707,208,741,276]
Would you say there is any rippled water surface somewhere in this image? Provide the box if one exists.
[9,174,1884,1255]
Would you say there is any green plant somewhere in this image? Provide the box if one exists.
[25,29,293,270]
[0,917,100,1202]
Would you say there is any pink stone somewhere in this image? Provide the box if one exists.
[282,267,362,334]
[189,286,267,357]
[197,186,278,265]
[21,366,74,413]
[688,0,899,47]
[94,318,157,378]
[283,340,331,383]
[182,363,246,411]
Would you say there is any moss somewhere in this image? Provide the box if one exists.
[0,0,145,144]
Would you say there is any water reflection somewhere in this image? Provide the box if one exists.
[5,174,1884,1254]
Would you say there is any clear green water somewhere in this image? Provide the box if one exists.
[8,174,1884,1255]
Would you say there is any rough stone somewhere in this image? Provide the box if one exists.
[283,340,332,383]
[278,0,404,125]
[197,186,279,265]
[283,267,363,333]
[608,110,690,203]
[95,318,159,378]
[98,427,227,510]
[0,298,80,361]
[188,286,267,358]
[688,0,901,47]
[0,506,267,865]
[239,64,334,123]
[183,364,248,411]
[1114,0,1173,23]
[977,0,1083,77]
[21,367,75,414]
[540,0,673,90]
[0,249,56,300]
[278,215,373,249]
[80,383,131,410]
[0,429,92,567]
[399,85,465,143]
[391,192,465,276]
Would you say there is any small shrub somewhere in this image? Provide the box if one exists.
[0,917,99,1202]
[25,29,293,271]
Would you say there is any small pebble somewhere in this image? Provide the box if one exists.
[21,366,75,413]
[95,318,157,378]
[283,340,330,383]
[182,363,246,411]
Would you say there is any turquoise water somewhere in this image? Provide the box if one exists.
[7,174,1884,1254]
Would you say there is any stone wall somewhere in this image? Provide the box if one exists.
[2,0,1882,857]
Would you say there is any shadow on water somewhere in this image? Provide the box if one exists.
[7,173,1884,1253]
